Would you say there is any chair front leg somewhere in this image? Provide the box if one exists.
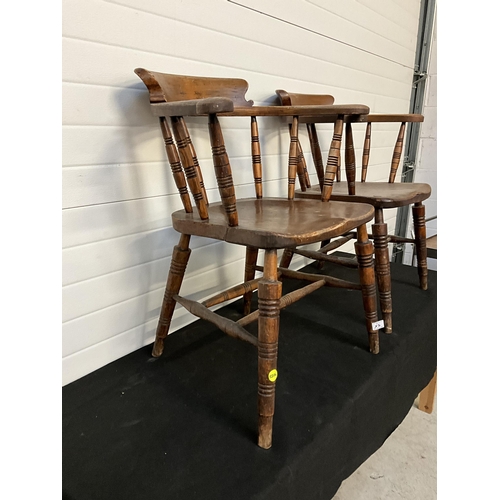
[257,249,282,449]
[152,233,191,357]
[412,202,428,290]
[372,208,393,334]
[354,224,379,354]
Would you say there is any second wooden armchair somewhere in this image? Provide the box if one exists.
[276,89,430,335]
[135,68,380,449]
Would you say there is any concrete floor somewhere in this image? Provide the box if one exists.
[332,399,437,500]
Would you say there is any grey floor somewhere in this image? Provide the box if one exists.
[332,398,437,500]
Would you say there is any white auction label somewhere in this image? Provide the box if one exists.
[371,320,385,331]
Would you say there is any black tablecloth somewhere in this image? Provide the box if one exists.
[63,259,437,500]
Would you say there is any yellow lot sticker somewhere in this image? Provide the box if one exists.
[268,369,278,382]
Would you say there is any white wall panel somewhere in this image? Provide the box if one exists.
[63,241,247,323]
[62,228,224,286]
[357,0,421,31]
[62,154,287,209]
[63,195,178,248]
[62,0,423,384]
[62,123,286,168]
[233,0,418,65]
[62,179,284,249]
[63,254,246,356]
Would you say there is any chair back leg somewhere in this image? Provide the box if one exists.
[279,248,294,269]
[243,246,259,315]
[412,202,428,290]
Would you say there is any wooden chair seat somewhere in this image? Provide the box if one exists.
[173,198,374,248]
[296,181,431,208]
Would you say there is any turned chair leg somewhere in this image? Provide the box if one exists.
[412,202,428,290]
[372,208,393,334]
[355,224,379,354]
[243,247,259,316]
[279,248,294,269]
[152,234,191,357]
[316,239,331,269]
[257,249,282,449]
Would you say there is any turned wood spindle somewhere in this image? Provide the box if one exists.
[287,116,300,200]
[202,277,261,309]
[336,144,342,182]
[208,114,238,227]
[372,208,392,333]
[279,248,294,269]
[389,122,406,183]
[412,202,428,290]
[288,123,307,192]
[238,279,325,327]
[178,117,209,206]
[307,123,325,189]
[250,117,263,199]
[361,122,371,182]
[354,225,379,354]
[345,122,356,195]
[159,117,193,213]
[174,294,257,346]
[322,117,344,202]
[171,116,209,220]
[297,138,311,189]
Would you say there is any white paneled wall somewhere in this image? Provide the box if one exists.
[62,0,423,385]
[404,12,437,268]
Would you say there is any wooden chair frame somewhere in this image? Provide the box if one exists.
[275,90,430,335]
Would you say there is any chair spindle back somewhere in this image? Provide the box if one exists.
[321,117,344,202]
[389,122,406,183]
[135,68,256,227]
[342,118,410,193]
[158,116,193,213]
[275,90,423,194]
[250,116,263,199]
[208,114,238,226]
[357,117,421,184]
[170,115,209,219]
[276,89,341,199]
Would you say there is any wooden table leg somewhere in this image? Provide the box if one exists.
[418,370,437,414]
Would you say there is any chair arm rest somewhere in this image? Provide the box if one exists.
[348,113,424,123]
[150,97,235,117]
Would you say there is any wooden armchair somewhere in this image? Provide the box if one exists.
[275,89,430,335]
[134,69,381,448]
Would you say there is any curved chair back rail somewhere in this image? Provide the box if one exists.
[275,89,335,106]
[135,68,254,107]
